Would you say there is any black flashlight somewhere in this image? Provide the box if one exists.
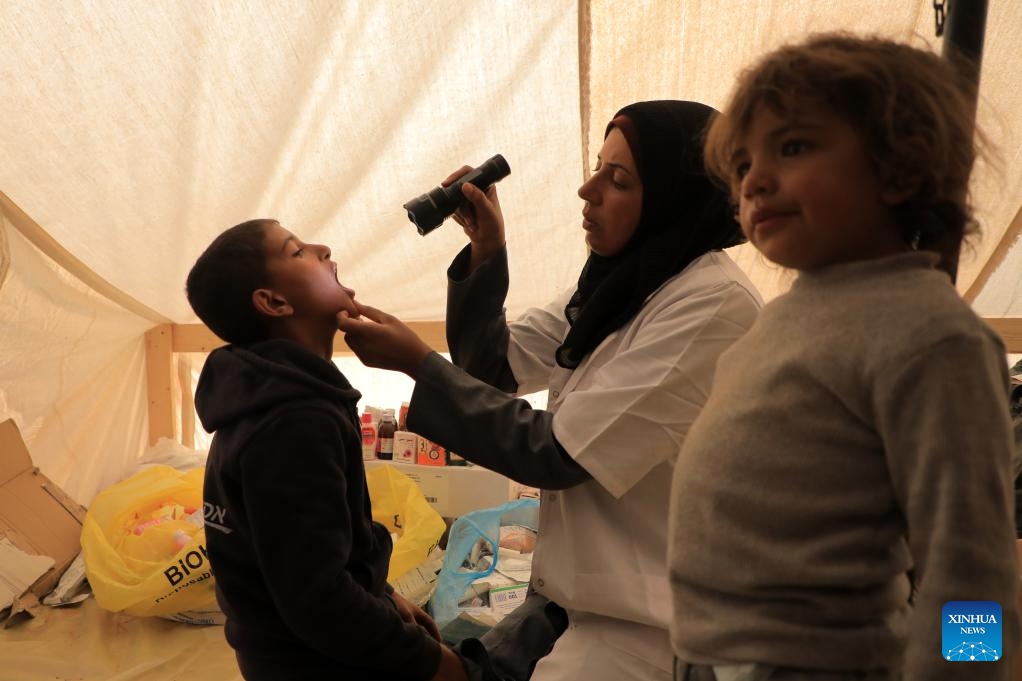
[403,154,511,236]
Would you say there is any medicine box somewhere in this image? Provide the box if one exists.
[415,436,446,467]
[392,431,417,464]
[364,460,513,518]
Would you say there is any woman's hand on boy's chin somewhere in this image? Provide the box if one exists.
[335,303,432,378]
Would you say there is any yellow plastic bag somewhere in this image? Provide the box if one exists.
[81,465,217,617]
[366,464,446,581]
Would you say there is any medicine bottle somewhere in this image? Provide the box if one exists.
[360,412,378,461]
[377,409,397,460]
[398,401,410,432]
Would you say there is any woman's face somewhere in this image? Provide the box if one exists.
[577,127,643,257]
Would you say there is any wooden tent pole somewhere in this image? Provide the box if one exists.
[148,322,450,445]
[149,319,1022,447]
[145,324,175,446]
[169,322,448,355]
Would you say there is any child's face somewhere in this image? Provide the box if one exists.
[578,127,644,257]
[732,101,906,271]
[261,222,359,321]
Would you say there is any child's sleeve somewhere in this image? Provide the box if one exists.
[240,410,442,680]
[876,330,1019,681]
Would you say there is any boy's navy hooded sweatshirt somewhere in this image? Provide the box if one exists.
[195,338,441,680]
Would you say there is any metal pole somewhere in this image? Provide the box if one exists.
[940,0,989,283]
[941,0,989,117]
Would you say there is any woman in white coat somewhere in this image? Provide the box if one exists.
[338,100,763,681]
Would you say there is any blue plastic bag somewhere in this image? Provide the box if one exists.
[431,498,540,627]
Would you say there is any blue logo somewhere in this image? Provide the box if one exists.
[943,601,1002,661]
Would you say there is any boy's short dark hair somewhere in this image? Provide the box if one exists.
[705,33,983,272]
[186,219,277,345]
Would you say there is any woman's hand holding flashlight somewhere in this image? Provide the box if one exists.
[442,166,505,272]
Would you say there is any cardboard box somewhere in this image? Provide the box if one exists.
[0,419,87,618]
[392,431,417,464]
[415,436,447,467]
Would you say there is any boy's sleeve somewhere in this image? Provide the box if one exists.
[876,331,1019,681]
[240,410,442,680]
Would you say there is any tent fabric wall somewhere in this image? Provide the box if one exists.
[0,1,589,324]
[1,1,1021,506]
[585,0,1022,305]
[0,216,151,503]
[0,209,9,289]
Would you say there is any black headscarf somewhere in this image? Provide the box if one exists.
[554,100,745,369]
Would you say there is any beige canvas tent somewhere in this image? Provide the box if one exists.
[2,0,1019,507]
[1,1,1021,678]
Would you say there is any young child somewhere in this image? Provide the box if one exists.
[185,219,468,681]
[668,34,1019,681]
